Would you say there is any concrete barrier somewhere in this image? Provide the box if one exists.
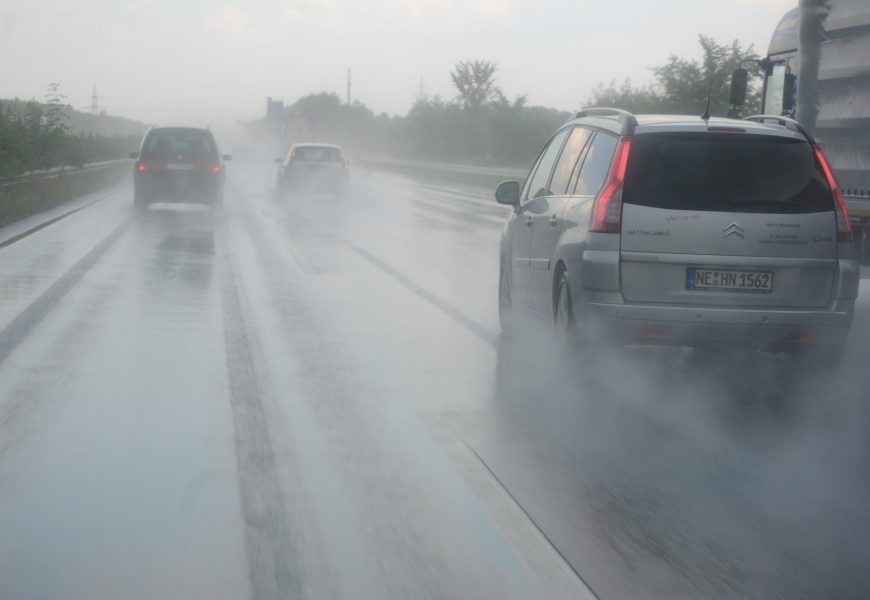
[0,159,129,189]
[0,160,131,228]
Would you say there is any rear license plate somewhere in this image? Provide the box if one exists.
[686,268,773,293]
[167,163,194,171]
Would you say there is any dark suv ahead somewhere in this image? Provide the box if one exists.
[131,127,231,209]
[495,109,859,363]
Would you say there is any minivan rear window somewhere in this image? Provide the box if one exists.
[623,133,833,214]
[142,129,217,161]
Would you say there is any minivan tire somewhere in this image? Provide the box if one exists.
[554,272,578,351]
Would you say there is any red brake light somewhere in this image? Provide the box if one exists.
[212,165,222,174]
[137,160,165,172]
[290,149,298,160]
[707,126,746,133]
[339,150,345,162]
[814,147,852,242]
[590,137,632,233]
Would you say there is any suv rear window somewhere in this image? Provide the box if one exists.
[294,146,341,161]
[623,133,833,214]
[142,129,217,161]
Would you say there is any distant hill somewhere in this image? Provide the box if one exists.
[0,98,147,137]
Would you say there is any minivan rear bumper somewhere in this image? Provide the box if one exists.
[134,172,223,203]
[583,296,854,350]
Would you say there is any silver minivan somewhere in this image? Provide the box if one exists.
[496,109,859,362]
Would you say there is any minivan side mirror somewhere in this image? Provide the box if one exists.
[495,180,520,206]
[129,152,138,159]
[222,154,232,161]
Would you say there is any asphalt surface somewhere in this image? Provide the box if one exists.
[0,160,868,599]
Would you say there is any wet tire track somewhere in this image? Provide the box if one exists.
[0,277,127,459]
[0,216,131,366]
[235,211,462,598]
[216,224,303,600]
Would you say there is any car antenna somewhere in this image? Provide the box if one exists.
[701,80,713,122]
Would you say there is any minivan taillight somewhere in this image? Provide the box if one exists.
[814,147,852,243]
[590,137,632,233]
[136,160,165,172]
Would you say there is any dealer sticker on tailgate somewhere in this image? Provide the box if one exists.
[687,268,773,293]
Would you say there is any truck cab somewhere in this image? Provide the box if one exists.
[754,2,870,264]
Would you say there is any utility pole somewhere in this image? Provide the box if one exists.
[415,77,428,103]
[90,84,101,115]
[797,0,827,136]
[347,68,352,105]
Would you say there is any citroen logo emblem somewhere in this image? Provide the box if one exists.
[723,222,745,239]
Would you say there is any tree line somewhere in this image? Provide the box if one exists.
[586,36,762,116]
[267,35,761,168]
[2,36,762,179]
[0,85,144,180]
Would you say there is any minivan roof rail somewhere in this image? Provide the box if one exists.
[743,115,814,143]
[575,107,638,136]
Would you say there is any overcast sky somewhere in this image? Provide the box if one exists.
[1,0,795,126]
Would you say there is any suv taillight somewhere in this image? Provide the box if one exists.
[290,149,298,160]
[590,137,632,233]
[814,147,852,243]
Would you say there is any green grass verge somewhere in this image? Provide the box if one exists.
[0,164,130,229]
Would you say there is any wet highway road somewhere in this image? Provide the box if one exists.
[0,161,868,599]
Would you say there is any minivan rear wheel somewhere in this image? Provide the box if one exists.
[554,273,577,351]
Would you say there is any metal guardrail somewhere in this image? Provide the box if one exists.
[845,195,870,219]
[356,155,526,183]
[0,159,130,189]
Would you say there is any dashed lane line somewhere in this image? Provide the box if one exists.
[351,246,500,348]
